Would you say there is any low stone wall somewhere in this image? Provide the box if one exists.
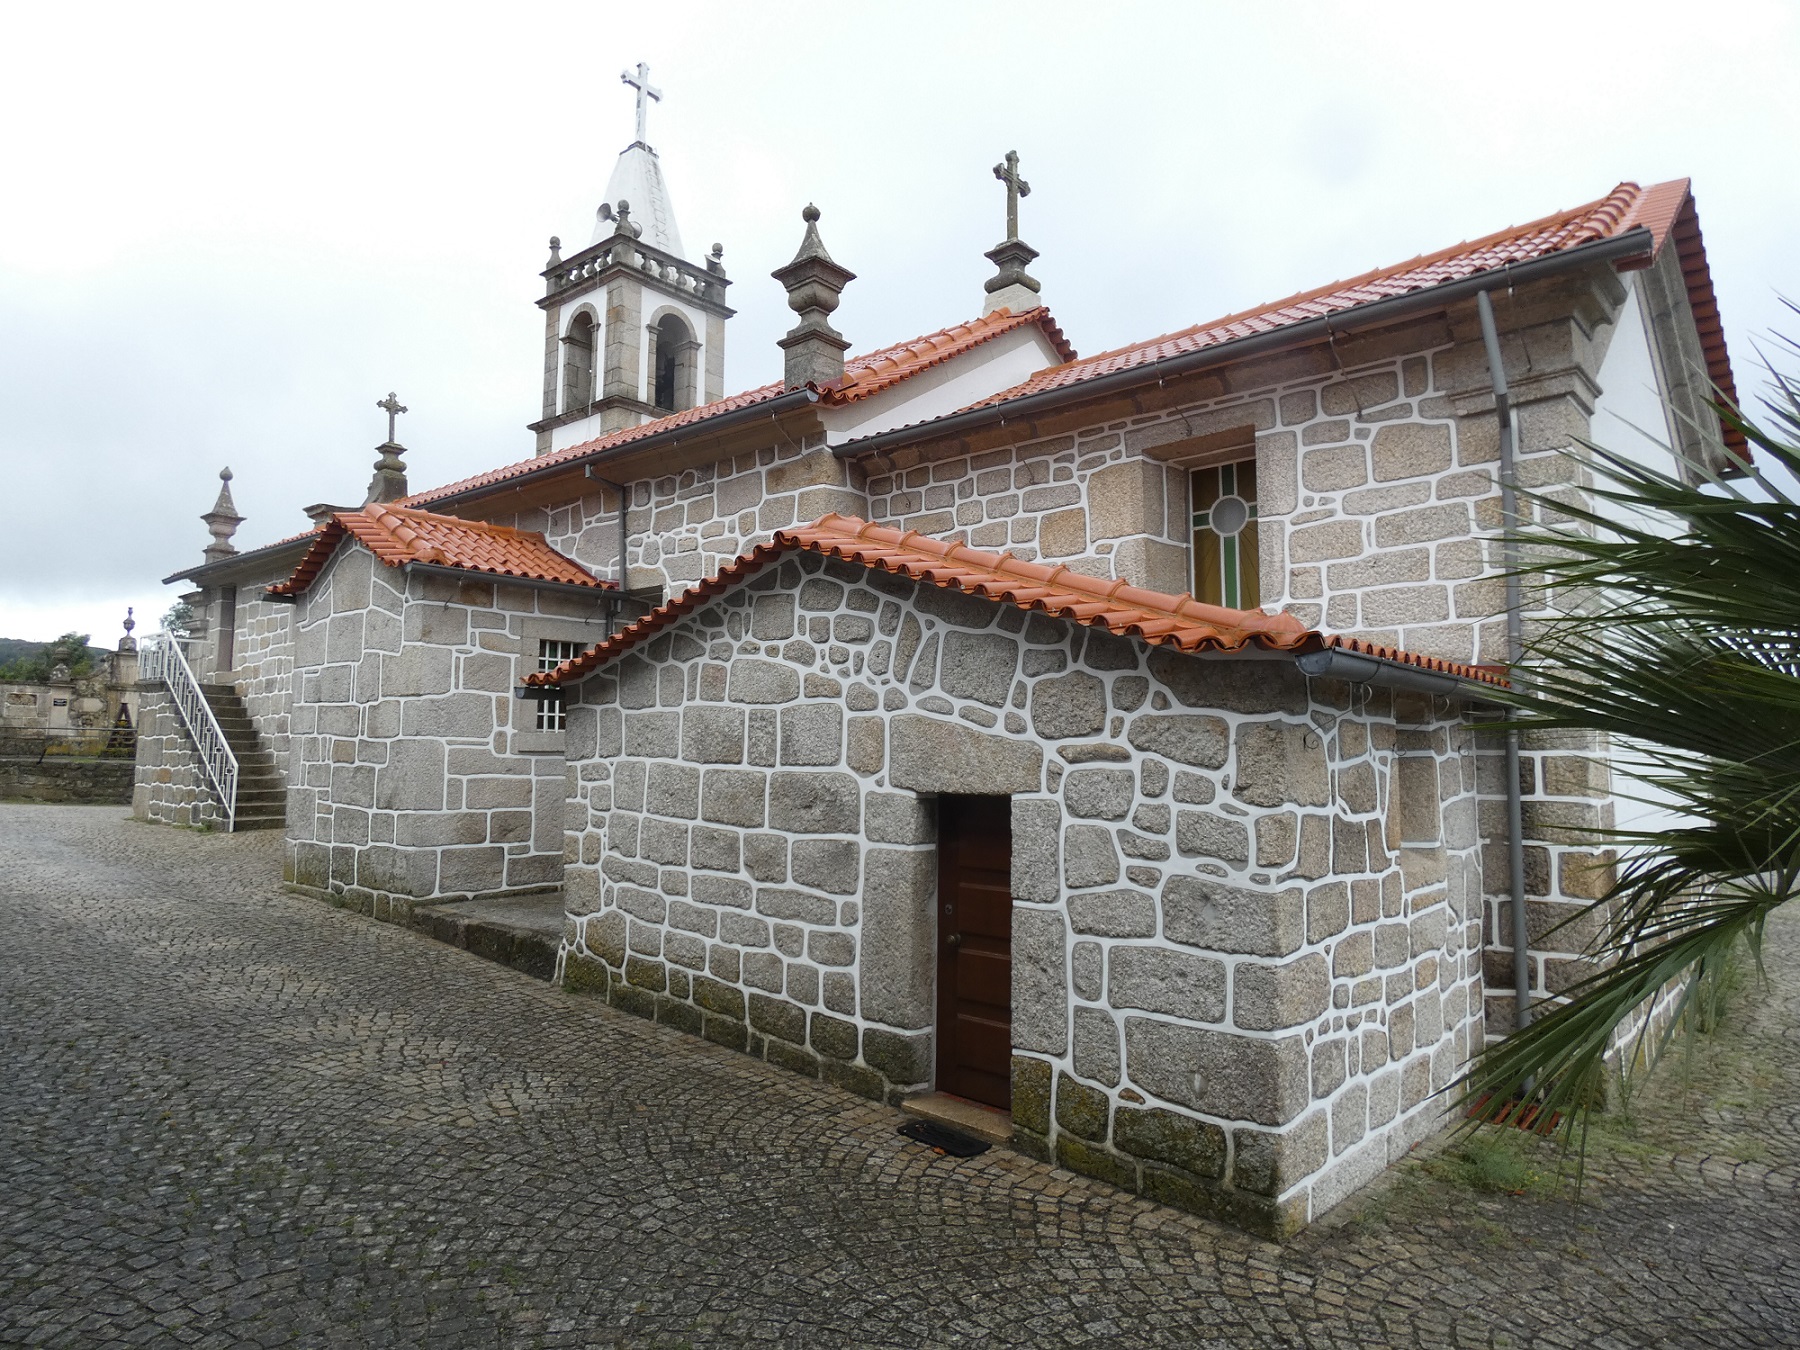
[132,686,228,829]
[0,757,133,804]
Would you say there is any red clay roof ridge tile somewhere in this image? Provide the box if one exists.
[269,503,607,596]
[402,308,1074,510]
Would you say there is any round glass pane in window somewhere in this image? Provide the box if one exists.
[1210,494,1250,536]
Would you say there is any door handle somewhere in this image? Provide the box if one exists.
[945,932,963,947]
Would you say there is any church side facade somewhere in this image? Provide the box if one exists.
[136,163,1742,1237]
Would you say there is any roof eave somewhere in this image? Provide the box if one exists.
[415,388,821,512]
[162,533,319,587]
[833,228,1659,461]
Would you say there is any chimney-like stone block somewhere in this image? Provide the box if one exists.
[771,205,855,391]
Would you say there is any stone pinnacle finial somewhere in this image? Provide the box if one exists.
[367,396,409,505]
[118,606,137,653]
[611,199,641,240]
[201,466,244,563]
[982,150,1042,316]
[771,204,856,391]
[547,235,562,268]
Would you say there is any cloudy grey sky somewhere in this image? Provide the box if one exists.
[2,1,1795,643]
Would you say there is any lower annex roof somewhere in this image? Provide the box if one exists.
[268,504,609,596]
[525,514,1505,689]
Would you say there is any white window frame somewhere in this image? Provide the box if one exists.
[513,616,611,754]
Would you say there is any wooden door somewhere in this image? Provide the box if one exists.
[935,795,1013,1110]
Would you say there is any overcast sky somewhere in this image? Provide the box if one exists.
[2,0,1795,643]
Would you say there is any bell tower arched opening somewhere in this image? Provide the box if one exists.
[562,310,597,413]
[650,311,698,413]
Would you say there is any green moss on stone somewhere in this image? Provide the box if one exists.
[625,956,667,993]
[862,1028,930,1086]
[1011,1127,1052,1163]
[563,952,612,998]
[821,1060,885,1101]
[692,975,746,1020]
[611,982,658,1021]
[747,993,807,1045]
[765,1039,821,1078]
[703,1015,748,1053]
[808,1012,859,1063]
[1055,1134,1138,1189]
[1055,1071,1111,1141]
[657,999,703,1036]
[1011,1056,1053,1134]
[1114,1106,1227,1180]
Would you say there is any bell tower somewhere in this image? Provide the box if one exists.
[528,64,734,455]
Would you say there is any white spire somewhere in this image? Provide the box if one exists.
[591,148,686,256]
[589,62,685,256]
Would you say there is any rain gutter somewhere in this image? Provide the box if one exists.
[584,468,631,590]
[1293,648,1493,697]
[831,230,1654,463]
[419,388,819,511]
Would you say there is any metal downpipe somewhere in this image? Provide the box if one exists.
[1477,288,1532,1033]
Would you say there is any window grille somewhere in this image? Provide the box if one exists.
[1190,460,1260,609]
[535,639,582,732]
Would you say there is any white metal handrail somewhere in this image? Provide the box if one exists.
[141,631,238,831]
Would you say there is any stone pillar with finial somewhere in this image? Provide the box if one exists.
[983,149,1043,316]
[202,467,245,562]
[367,393,410,504]
[771,205,856,390]
[113,608,139,723]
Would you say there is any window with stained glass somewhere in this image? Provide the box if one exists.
[535,639,582,732]
[1190,460,1260,609]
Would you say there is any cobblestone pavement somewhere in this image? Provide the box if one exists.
[3,805,1796,1348]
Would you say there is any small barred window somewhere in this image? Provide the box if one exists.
[535,639,582,733]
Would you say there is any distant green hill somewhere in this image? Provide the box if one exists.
[0,638,111,682]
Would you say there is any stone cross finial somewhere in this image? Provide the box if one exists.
[377,392,408,444]
[771,204,857,391]
[201,466,244,562]
[982,151,1042,316]
[620,62,661,145]
[367,397,410,506]
[993,150,1030,242]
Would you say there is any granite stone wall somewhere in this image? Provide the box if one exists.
[282,544,612,917]
[232,589,295,782]
[2,757,135,804]
[860,279,1631,1045]
[503,433,864,600]
[557,551,1484,1235]
[133,685,229,829]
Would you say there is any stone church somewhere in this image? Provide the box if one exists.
[135,66,1744,1237]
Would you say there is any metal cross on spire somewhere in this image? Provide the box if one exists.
[620,62,662,145]
[993,150,1030,242]
[376,392,407,444]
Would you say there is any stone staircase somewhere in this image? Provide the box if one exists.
[198,683,286,831]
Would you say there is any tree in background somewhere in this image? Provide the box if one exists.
[0,633,97,683]
[161,599,196,638]
[1465,345,1800,1147]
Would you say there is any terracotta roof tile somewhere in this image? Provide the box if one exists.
[403,308,1073,510]
[950,180,1743,456]
[268,504,608,596]
[526,514,1504,689]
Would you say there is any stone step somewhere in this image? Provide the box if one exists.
[409,894,566,983]
[232,814,286,831]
